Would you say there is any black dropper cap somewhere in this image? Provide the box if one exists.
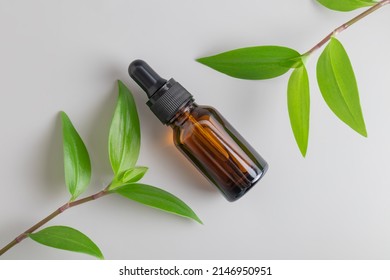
[129,60,193,124]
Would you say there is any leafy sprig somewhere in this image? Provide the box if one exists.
[197,0,389,156]
[0,81,201,259]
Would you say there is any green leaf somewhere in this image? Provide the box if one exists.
[109,80,140,176]
[114,183,203,224]
[122,166,148,183]
[317,37,367,137]
[197,46,301,80]
[61,112,91,201]
[29,226,103,259]
[316,0,376,11]
[288,65,310,157]
[108,166,149,191]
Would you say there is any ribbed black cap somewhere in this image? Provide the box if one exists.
[128,60,193,124]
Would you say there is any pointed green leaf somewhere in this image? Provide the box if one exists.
[114,183,203,224]
[288,65,310,157]
[61,112,91,201]
[29,226,103,259]
[197,46,301,80]
[109,81,140,176]
[108,166,149,191]
[122,166,148,183]
[317,38,367,137]
[316,0,376,11]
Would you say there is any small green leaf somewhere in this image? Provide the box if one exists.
[29,226,103,259]
[114,183,203,224]
[288,65,310,157]
[317,37,367,137]
[316,0,376,11]
[109,81,140,176]
[61,112,91,201]
[122,166,148,183]
[108,166,149,191]
[197,46,301,80]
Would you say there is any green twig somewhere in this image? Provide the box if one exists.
[304,0,389,56]
[0,188,109,256]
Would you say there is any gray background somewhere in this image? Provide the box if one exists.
[1,0,389,259]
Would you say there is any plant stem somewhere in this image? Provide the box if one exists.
[304,0,390,56]
[0,188,110,256]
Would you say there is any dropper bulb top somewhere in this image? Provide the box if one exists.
[128,59,167,98]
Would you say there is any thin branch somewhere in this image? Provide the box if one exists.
[0,188,109,256]
[303,0,390,56]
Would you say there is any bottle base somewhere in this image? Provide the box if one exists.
[225,163,269,202]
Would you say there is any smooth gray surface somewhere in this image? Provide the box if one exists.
[1,0,389,259]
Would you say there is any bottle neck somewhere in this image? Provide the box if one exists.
[169,101,197,127]
[145,79,194,124]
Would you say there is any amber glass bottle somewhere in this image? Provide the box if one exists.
[129,60,268,201]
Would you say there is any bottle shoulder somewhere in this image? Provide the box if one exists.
[193,104,218,114]
[189,104,223,122]
[172,104,227,139]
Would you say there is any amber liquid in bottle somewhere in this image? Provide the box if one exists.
[129,59,268,202]
[170,102,268,201]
